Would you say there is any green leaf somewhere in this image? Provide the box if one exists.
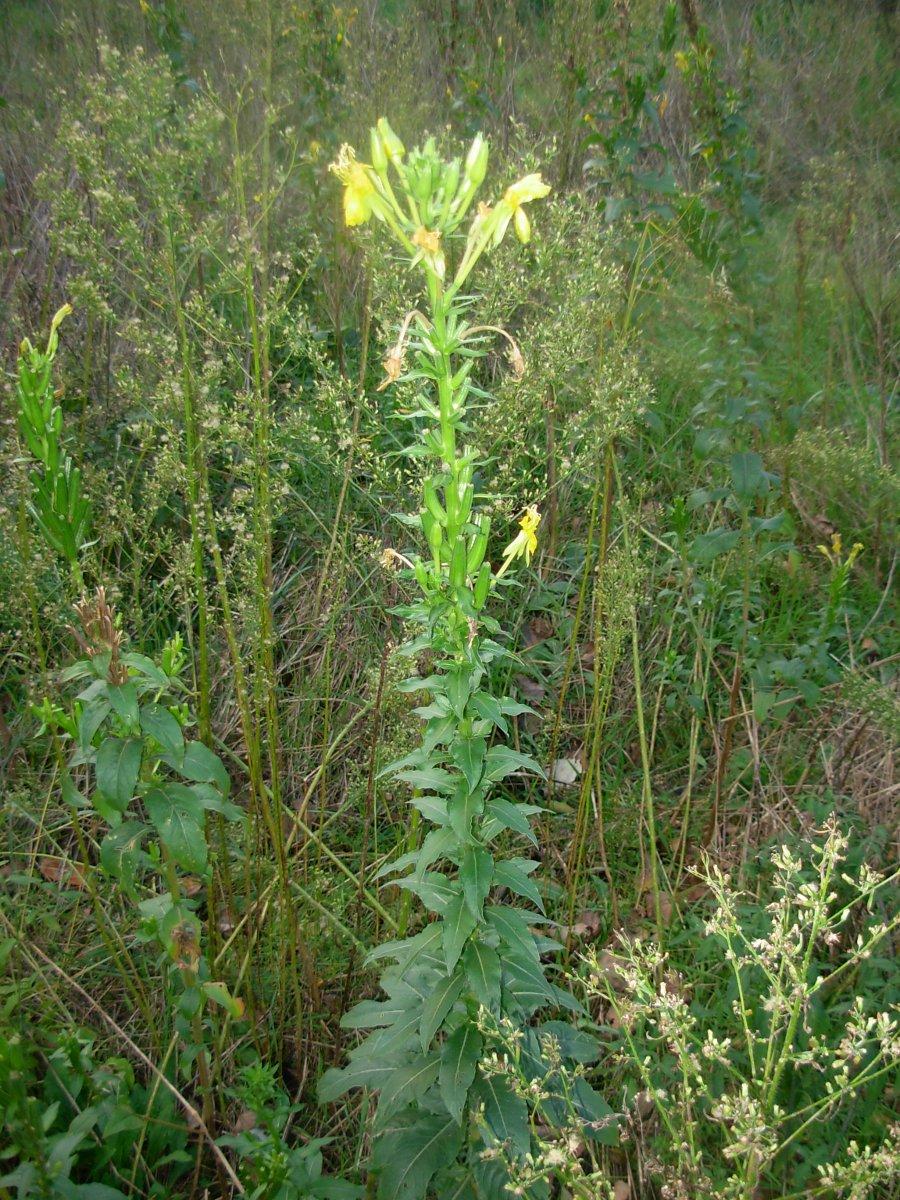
[691,527,740,564]
[107,682,139,729]
[420,970,466,1049]
[121,652,171,688]
[342,996,419,1031]
[373,1113,463,1200]
[140,704,184,758]
[396,871,456,915]
[462,940,501,1010]
[538,1021,600,1063]
[503,952,556,1015]
[499,699,539,718]
[441,892,478,972]
[318,1058,395,1103]
[397,766,457,793]
[374,1054,441,1128]
[78,698,111,749]
[200,980,244,1020]
[484,798,538,846]
[95,737,142,810]
[485,906,540,961]
[730,450,766,501]
[366,1003,426,1058]
[448,786,483,840]
[477,1074,530,1158]
[410,794,450,824]
[753,689,779,721]
[446,669,472,720]
[469,692,507,734]
[439,1022,482,1122]
[99,821,147,892]
[364,923,442,968]
[459,845,493,919]
[484,744,545,781]
[144,786,207,874]
[493,859,544,913]
[451,736,486,792]
[572,1076,619,1144]
[175,741,230,793]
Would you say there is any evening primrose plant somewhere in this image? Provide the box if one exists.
[319,123,608,1199]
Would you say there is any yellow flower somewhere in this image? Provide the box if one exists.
[411,225,445,276]
[329,144,377,226]
[495,173,551,245]
[412,226,441,256]
[500,505,541,571]
[503,173,551,209]
[816,531,863,568]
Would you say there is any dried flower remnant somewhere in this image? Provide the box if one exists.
[68,587,128,683]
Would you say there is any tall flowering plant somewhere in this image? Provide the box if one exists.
[319,123,612,1200]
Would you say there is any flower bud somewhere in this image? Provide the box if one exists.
[370,127,387,174]
[376,118,405,162]
[441,159,460,207]
[514,206,531,244]
[464,133,489,189]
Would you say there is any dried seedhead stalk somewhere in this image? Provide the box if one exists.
[69,587,128,684]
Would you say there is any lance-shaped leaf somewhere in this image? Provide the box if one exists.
[476,1074,531,1158]
[342,995,420,1031]
[420,969,466,1049]
[451,736,486,792]
[441,891,478,972]
[318,1057,396,1103]
[144,785,207,874]
[373,1113,463,1200]
[462,939,501,1010]
[492,858,545,913]
[469,691,508,734]
[502,951,556,1016]
[439,1022,482,1123]
[459,844,493,919]
[172,741,230,793]
[139,703,184,759]
[396,871,455,915]
[397,766,457,793]
[95,737,143,811]
[483,798,538,846]
[99,820,147,895]
[484,745,545,782]
[485,905,541,962]
[448,785,483,840]
[374,1053,441,1128]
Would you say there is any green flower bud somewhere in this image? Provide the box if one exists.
[464,133,489,189]
[376,118,405,162]
[473,561,492,609]
[370,127,387,174]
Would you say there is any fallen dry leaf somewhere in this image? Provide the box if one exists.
[39,857,86,890]
[233,1109,258,1134]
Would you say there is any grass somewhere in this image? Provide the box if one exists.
[0,0,897,1197]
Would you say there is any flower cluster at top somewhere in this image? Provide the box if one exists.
[329,119,549,289]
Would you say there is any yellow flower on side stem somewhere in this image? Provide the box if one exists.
[329,144,378,227]
[496,505,541,578]
[816,531,863,568]
[494,172,551,246]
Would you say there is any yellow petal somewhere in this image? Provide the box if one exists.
[344,186,372,226]
[503,173,551,209]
